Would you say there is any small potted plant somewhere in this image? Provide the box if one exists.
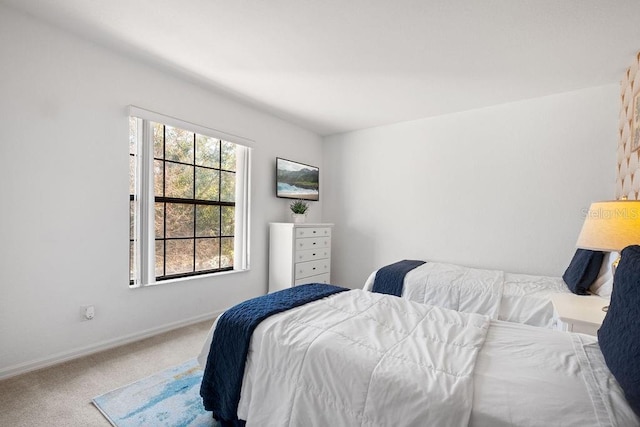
[290,200,309,223]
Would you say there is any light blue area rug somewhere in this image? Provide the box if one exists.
[92,359,219,427]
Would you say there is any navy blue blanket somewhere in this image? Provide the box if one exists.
[371,260,426,296]
[200,283,348,426]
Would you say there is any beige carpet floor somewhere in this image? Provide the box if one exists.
[0,319,213,427]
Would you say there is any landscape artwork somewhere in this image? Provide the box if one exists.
[276,158,319,201]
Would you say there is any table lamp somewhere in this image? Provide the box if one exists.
[576,200,640,310]
[577,200,640,258]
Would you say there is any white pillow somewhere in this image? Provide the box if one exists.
[589,251,618,297]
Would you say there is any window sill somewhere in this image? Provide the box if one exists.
[130,267,250,289]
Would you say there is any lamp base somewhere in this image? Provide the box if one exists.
[602,255,621,313]
[612,256,620,271]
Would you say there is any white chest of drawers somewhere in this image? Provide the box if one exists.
[268,223,333,293]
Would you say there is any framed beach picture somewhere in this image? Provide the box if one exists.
[633,92,640,151]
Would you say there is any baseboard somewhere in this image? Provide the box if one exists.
[0,310,223,381]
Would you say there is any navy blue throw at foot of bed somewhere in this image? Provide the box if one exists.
[200,283,348,426]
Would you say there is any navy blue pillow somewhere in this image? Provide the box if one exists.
[598,245,640,417]
[562,249,604,294]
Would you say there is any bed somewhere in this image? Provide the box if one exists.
[197,247,640,426]
[362,251,616,329]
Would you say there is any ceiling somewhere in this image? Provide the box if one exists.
[4,0,640,136]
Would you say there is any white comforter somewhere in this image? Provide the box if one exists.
[363,262,570,328]
[198,289,639,426]
[202,289,490,427]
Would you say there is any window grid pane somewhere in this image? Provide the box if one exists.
[196,135,220,168]
[221,140,236,171]
[195,238,220,271]
[129,241,135,282]
[165,239,194,276]
[153,122,164,159]
[165,126,194,163]
[196,205,220,237]
[195,167,219,201]
[155,240,165,278]
[220,237,234,269]
[155,203,165,238]
[165,203,194,238]
[165,162,194,199]
[153,160,164,197]
[221,206,234,237]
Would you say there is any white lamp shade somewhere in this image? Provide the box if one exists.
[576,200,640,251]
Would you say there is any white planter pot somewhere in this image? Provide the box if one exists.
[291,213,306,223]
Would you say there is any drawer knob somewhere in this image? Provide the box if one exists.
[312,253,316,256]
[313,242,317,245]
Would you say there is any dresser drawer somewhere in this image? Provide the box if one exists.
[295,272,330,286]
[296,236,330,251]
[295,227,332,239]
[295,248,331,263]
[295,259,331,280]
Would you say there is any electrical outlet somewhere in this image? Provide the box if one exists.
[81,305,95,321]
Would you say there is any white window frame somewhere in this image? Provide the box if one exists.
[129,106,252,287]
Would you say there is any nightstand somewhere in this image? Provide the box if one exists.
[551,294,609,336]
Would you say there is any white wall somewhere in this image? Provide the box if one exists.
[323,86,618,288]
[0,6,323,377]
[0,5,621,379]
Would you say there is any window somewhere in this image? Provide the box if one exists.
[129,107,251,287]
